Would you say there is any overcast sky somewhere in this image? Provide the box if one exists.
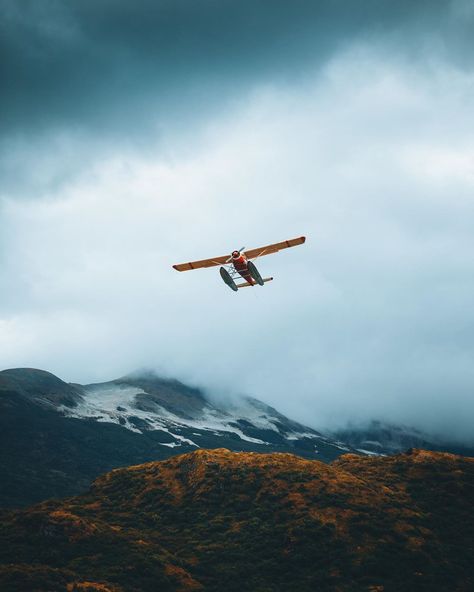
[1,0,474,443]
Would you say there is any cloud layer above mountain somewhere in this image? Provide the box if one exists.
[1,1,474,443]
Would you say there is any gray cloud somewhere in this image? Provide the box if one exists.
[1,0,469,196]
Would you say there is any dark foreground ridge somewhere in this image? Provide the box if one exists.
[0,448,473,591]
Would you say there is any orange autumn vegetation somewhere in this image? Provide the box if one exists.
[0,448,473,591]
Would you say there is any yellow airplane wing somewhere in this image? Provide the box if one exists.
[172,254,230,272]
[244,236,306,260]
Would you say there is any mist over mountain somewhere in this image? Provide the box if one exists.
[333,420,474,458]
[2,366,473,511]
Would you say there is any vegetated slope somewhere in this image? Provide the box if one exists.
[0,368,352,508]
[0,449,473,592]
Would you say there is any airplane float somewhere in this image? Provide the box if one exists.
[173,236,306,291]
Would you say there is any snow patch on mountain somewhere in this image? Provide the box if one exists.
[60,382,316,448]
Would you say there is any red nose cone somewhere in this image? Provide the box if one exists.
[232,251,240,259]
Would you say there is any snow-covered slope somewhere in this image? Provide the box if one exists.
[58,373,353,460]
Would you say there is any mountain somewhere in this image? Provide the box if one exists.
[0,368,353,508]
[62,371,353,457]
[333,420,474,457]
[0,448,472,591]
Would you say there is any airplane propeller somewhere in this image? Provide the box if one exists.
[226,247,245,263]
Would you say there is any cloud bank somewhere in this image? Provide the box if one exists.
[1,1,474,444]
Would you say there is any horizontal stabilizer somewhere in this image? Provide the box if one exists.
[236,277,273,288]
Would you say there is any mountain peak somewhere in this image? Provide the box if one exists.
[0,367,83,408]
[1,367,65,386]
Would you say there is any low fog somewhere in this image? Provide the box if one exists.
[1,1,474,444]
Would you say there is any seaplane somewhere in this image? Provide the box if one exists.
[172,236,306,291]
